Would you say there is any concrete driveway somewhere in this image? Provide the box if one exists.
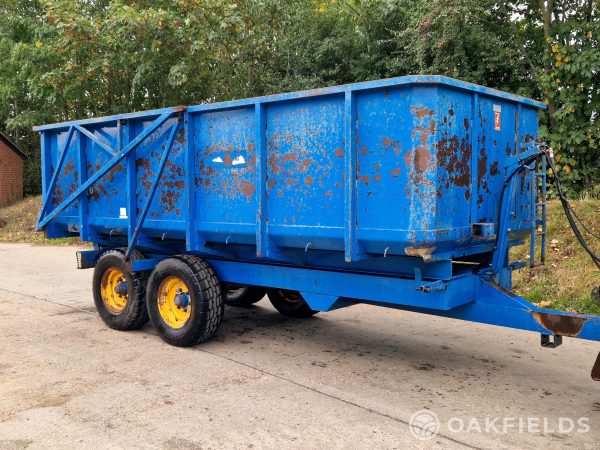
[0,242,599,449]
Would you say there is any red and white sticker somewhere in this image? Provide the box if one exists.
[493,105,501,131]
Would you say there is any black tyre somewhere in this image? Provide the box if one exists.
[267,289,318,318]
[92,249,148,330]
[147,255,223,347]
[224,285,267,307]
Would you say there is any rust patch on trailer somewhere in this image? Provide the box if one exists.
[409,106,434,120]
[464,118,470,131]
[390,168,401,177]
[531,311,588,337]
[408,116,436,196]
[88,188,99,202]
[136,158,150,171]
[88,183,108,203]
[405,246,436,261]
[382,137,402,156]
[64,160,75,176]
[448,107,455,117]
[414,146,431,174]
[477,148,488,186]
[334,148,344,157]
[175,128,186,145]
[374,174,382,183]
[52,184,64,205]
[490,160,500,176]
[160,189,179,213]
[162,180,185,190]
[166,160,184,179]
[239,180,256,201]
[436,134,472,199]
[196,141,257,203]
[304,175,314,186]
[359,175,370,185]
[105,164,123,182]
[476,147,489,204]
[282,152,298,163]
[268,153,280,174]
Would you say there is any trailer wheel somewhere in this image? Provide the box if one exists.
[147,255,223,347]
[224,285,267,307]
[93,249,148,331]
[267,289,318,318]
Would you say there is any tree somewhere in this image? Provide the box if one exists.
[0,0,598,195]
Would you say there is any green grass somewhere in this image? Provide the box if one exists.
[0,196,80,245]
[511,199,600,315]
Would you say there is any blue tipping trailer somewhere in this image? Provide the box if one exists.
[35,75,600,378]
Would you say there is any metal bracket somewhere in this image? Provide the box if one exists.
[508,261,526,271]
[541,334,562,348]
[414,267,447,292]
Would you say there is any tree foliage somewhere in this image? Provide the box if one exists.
[0,0,598,195]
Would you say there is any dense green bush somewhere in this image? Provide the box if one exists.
[0,0,598,195]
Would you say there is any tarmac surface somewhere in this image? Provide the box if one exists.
[1,242,599,449]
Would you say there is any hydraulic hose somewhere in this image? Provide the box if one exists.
[493,145,600,271]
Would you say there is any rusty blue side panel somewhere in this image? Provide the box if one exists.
[35,75,545,275]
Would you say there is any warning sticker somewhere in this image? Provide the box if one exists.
[493,104,501,131]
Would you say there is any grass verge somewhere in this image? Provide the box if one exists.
[511,199,600,315]
[0,196,80,245]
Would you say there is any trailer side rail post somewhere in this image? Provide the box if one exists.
[125,115,182,259]
[37,126,75,224]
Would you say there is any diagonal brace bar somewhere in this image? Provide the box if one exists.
[74,125,117,156]
[37,111,174,230]
[37,126,75,223]
[125,117,181,259]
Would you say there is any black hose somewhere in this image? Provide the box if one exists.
[493,152,541,254]
[492,147,600,271]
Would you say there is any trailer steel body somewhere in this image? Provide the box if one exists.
[35,76,600,377]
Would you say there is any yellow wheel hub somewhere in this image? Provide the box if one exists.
[100,267,128,314]
[157,276,192,329]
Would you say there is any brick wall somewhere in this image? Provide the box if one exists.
[0,140,24,208]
